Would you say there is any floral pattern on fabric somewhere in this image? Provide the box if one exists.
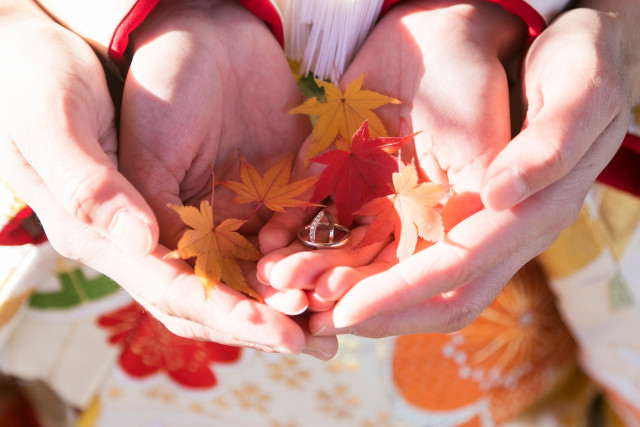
[391,261,576,426]
[98,303,242,388]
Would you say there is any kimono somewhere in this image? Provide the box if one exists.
[1,0,639,425]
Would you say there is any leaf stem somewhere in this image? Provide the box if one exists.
[245,202,263,222]
[209,164,215,207]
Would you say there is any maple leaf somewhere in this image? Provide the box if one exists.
[289,74,400,161]
[441,191,484,232]
[166,201,262,300]
[356,164,444,261]
[310,120,417,226]
[219,152,320,212]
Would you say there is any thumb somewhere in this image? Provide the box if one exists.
[1,20,158,255]
[481,75,619,211]
[18,118,158,255]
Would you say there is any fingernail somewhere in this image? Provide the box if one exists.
[483,167,528,211]
[331,308,354,329]
[332,306,370,329]
[256,268,269,285]
[288,304,309,316]
[109,209,153,255]
[312,321,356,336]
[260,259,277,284]
[302,347,334,361]
[312,324,327,335]
[273,346,298,354]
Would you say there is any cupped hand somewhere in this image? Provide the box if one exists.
[482,2,640,209]
[117,0,337,358]
[0,2,333,358]
[307,2,640,337]
[257,0,526,318]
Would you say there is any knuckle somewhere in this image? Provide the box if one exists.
[555,203,583,232]
[155,272,200,320]
[46,234,77,260]
[43,223,93,262]
[441,298,485,333]
[537,124,574,181]
[60,168,111,225]
[161,318,200,340]
[540,194,586,235]
[139,301,199,340]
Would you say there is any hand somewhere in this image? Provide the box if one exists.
[257,1,527,322]
[482,1,640,209]
[305,2,640,337]
[116,0,336,358]
[0,1,331,358]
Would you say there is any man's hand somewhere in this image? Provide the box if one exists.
[0,1,334,359]
[256,0,527,326]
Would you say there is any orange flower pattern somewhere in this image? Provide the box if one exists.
[392,261,576,425]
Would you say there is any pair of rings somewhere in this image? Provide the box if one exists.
[297,210,350,249]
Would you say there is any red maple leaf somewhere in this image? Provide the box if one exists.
[310,121,417,225]
[98,303,241,388]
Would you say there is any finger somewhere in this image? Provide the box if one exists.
[482,39,623,210]
[327,198,561,329]
[251,270,310,316]
[312,243,397,303]
[1,31,157,256]
[259,225,390,291]
[310,249,532,337]
[9,158,306,353]
[301,333,339,361]
[481,101,620,211]
[258,205,319,255]
[291,316,339,361]
[127,253,305,353]
[307,290,335,312]
[327,116,623,330]
[84,243,306,353]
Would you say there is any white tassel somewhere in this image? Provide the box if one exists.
[274,0,384,82]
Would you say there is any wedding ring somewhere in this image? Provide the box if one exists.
[297,210,350,249]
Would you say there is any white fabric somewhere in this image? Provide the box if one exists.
[527,0,572,22]
[274,0,384,82]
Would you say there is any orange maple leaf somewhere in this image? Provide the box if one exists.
[289,74,400,161]
[220,152,320,212]
[166,201,262,300]
[356,164,444,260]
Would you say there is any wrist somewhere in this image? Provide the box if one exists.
[386,0,526,59]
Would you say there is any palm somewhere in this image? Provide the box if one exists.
[119,1,310,248]
[341,2,516,195]
[257,1,525,300]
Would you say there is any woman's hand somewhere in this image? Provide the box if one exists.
[257,0,526,322]
[310,2,640,337]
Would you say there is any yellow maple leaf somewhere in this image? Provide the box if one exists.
[166,201,262,300]
[288,74,400,161]
[356,164,444,260]
[392,164,444,260]
[220,152,320,212]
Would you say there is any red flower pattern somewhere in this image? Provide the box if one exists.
[98,303,241,388]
